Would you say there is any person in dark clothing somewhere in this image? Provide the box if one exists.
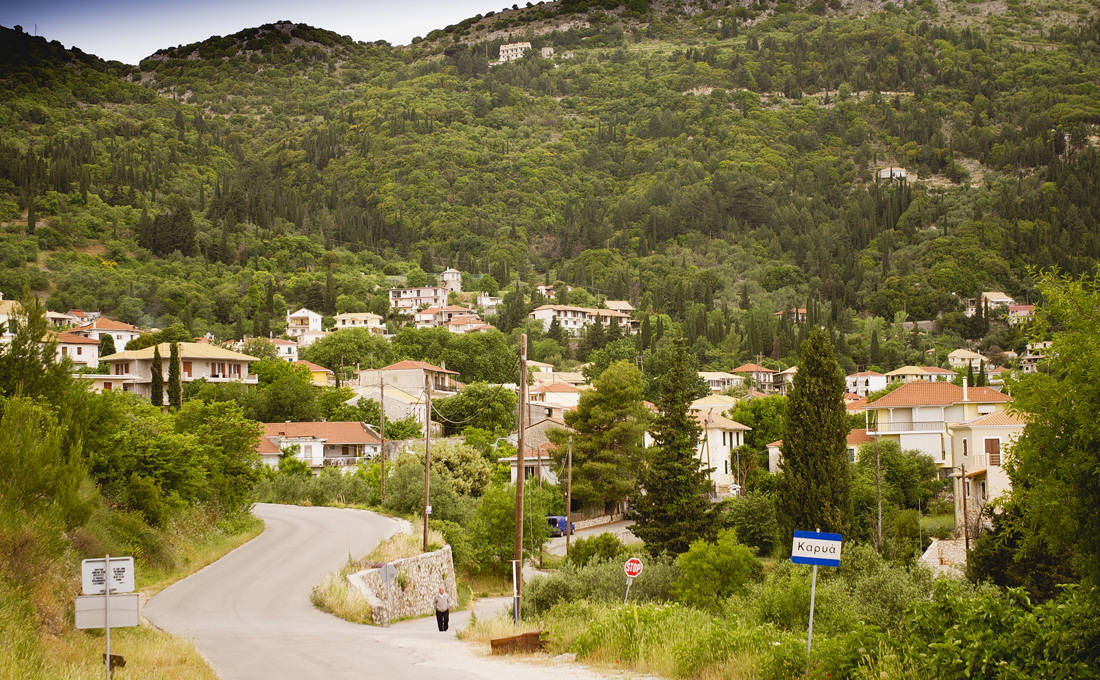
[434,585,450,631]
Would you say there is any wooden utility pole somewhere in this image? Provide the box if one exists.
[960,462,970,554]
[423,372,431,552]
[379,370,386,505]
[514,334,527,614]
[565,435,573,557]
[875,437,883,552]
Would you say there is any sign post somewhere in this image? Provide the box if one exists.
[623,557,643,604]
[80,555,137,677]
[790,530,842,660]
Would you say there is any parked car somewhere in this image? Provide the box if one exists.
[546,515,575,537]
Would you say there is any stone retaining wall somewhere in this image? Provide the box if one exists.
[347,545,456,626]
[574,513,623,531]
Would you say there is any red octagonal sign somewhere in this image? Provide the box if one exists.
[624,557,643,578]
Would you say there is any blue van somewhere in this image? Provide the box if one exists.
[546,516,575,537]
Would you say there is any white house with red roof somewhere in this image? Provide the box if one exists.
[529,304,635,334]
[54,331,100,368]
[862,380,1012,469]
[256,421,381,471]
[699,371,743,393]
[529,381,582,409]
[767,428,876,473]
[731,363,778,392]
[333,312,385,335]
[357,359,459,397]
[1006,304,1035,326]
[947,411,1026,531]
[644,408,751,497]
[846,370,887,397]
[70,316,144,348]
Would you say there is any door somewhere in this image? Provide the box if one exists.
[985,438,1001,466]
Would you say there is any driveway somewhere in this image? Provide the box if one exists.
[544,520,639,557]
[144,503,649,680]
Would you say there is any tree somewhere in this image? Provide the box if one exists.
[728,395,787,452]
[432,382,518,436]
[581,338,636,383]
[630,338,717,555]
[99,333,116,357]
[241,338,278,361]
[409,440,491,497]
[1001,270,1100,584]
[150,345,164,407]
[469,482,554,575]
[167,343,182,408]
[776,328,850,538]
[550,360,650,512]
[674,529,762,608]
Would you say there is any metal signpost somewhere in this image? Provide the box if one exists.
[623,557,643,603]
[78,555,138,677]
[791,531,842,660]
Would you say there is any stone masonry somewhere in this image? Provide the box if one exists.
[347,545,457,627]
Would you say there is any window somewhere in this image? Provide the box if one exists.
[981,481,987,500]
[962,439,968,457]
[965,480,970,497]
[183,361,192,378]
[76,347,82,356]
[62,347,68,357]
[103,381,112,391]
[985,439,1001,466]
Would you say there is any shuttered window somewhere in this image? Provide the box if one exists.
[985,438,1001,466]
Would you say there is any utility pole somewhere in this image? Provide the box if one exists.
[565,435,573,557]
[423,372,431,552]
[514,333,527,616]
[960,462,970,554]
[379,369,386,505]
[875,437,883,552]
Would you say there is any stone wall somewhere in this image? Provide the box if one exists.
[347,545,456,627]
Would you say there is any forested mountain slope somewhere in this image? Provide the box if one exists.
[0,0,1097,367]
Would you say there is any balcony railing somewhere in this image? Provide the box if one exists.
[869,421,945,433]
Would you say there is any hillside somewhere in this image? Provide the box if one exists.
[0,0,1098,369]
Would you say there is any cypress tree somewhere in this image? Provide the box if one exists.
[150,345,164,407]
[98,333,116,358]
[776,328,851,539]
[630,338,716,555]
[167,342,182,408]
[869,328,881,366]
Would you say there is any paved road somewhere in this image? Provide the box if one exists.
[144,503,642,680]
[545,520,639,557]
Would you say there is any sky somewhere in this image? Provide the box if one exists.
[0,0,511,64]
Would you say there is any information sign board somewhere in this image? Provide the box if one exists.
[75,593,140,630]
[82,556,134,595]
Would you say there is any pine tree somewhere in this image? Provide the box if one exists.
[776,328,851,538]
[630,338,717,555]
[869,328,881,366]
[547,316,565,345]
[167,342,182,408]
[150,345,164,407]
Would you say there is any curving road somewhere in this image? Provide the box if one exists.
[144,503,637,680]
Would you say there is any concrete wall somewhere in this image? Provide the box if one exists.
[347,545,456,627]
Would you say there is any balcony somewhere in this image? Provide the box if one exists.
[868,421,945,434]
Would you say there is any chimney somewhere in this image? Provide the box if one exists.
[962,377,968,402]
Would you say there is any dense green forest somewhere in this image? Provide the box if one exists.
[1,0,1098,371]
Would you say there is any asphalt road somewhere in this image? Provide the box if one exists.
[144,503,642,680]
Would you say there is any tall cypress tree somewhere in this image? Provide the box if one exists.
[167,342,182,408]
[777,328,851,539]
[630,338,716,555]
[150,344,164,407]
[98,333,116,358]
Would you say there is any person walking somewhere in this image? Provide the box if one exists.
[434,585,450,632]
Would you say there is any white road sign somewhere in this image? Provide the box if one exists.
[75,593,141,630]
[791,531,843,567]
[82,556,135,595]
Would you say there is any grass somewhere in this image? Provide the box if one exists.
[920,513,955,538]
[138,511,264,596]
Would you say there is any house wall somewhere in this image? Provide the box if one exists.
[58,342,99,367]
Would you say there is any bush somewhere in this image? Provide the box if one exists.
[675,529,762,609]
[721,493,780,555]
[523,555,680,616]
[567,532,628,566]
[382,454,472,524]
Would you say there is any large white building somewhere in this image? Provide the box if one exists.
[88,342,259,397]
[286,308,323,338]
[54,331,100,368]
[846,370,887,397]
[441,267,462,294]
[645,409,751,497]
[498,42,532,63]
[529,304,634,334]
[389,286,448,312]
[333,312,385,335]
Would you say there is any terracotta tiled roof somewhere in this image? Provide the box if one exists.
[922,366,956,374]
[846,396,868,412]
[693,409,751,431]
[767,440,783,447]
[382,360,458,374]
[849,370,884,377]
[865,382,1011,408]
[847,429,875,446]
[257,422,381,453]
[73,317,143,333]
[953,411,1028,428]
[54,331,99,344]
[731,363,777,374]
[536,383,580,393]
[294,360,332,374]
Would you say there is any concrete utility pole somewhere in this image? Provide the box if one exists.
[514,333,527,614]
[379,369,386,505]
[423,372,431,552]
[566,435,573,557]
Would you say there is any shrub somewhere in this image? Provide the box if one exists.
[721,493,780,555]
[567,532,628,566]
[523,555,680,616]
[675,529,762,608]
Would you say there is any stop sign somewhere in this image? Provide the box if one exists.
[624,557,643,578]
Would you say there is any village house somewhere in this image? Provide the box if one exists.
[846,370,887,397]
[643,408,751,498]
[357,360,459,397]
[948,411,1026,532]
[1006,304,1035,326]
[90,342,259,396]
[604,300,635,314]
[54,331,100,368]
[256,421,381,471]
[45,310,80,328]
[70,316,144,348]
[529,382,582,409]
[476,292,502,314]
[885,365,957,384]
[440,267,462,294]
[767,429,876,474]
[232,337,299,363]
[333,312,385,335]
[698,371,743,394]
[862,380,1012,470]
[775,366,798,395]
[295,360,334,387]
[691,394,738,412]
[285,308,323,339]
[947,348,988,371]
[414,305,478,329]
[965,291,1016,317]
[389,286,448,312]
[532,371,586,389]
[774,308,808,323]
[730,363,778,392]
[878,166,908,181]
[0,295,22,344]
[528,304,635,334]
